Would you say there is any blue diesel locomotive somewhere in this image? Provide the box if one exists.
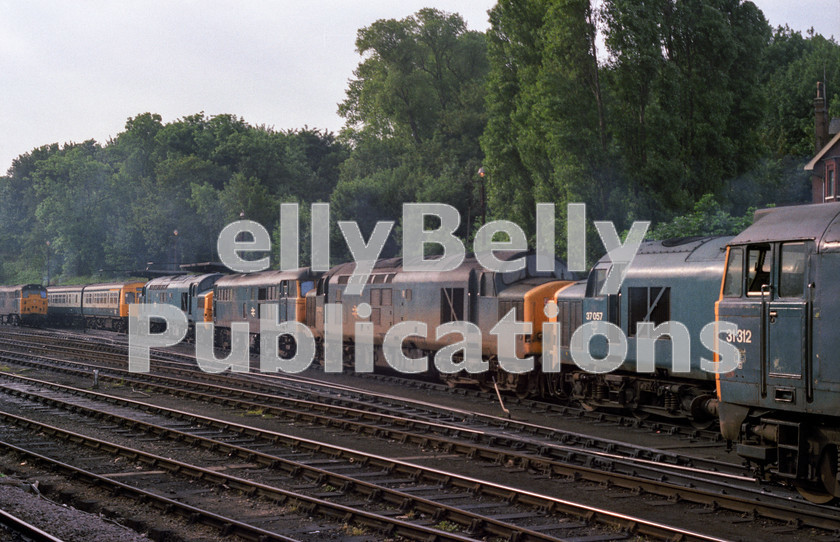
[549,236,731,427]
[717,202,840,502]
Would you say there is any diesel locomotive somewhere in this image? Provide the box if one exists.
[143,273,221,334]
[304,252,575,395]
[0,284,47,326]
[547,236,731,428]
[716,202,840,502]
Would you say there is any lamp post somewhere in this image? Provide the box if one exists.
[477,167,487,226]
[173,229,179,271]
[45,241,50,286]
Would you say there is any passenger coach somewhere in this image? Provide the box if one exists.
[47,281,146,331]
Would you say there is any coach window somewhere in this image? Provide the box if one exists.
[746,245,771,295]
[779,242,807,298]
[722,247,743,297]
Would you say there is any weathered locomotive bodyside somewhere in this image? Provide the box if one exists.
[571,236,731,424]
[717,202,840,502]
[0,284,47,326]
[306,252,575,396]
[545,280,587,396]
[143,273,222,333]
[213,268,320,349]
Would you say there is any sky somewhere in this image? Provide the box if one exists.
[2,1,839,175]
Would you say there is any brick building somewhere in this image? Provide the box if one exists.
[805,82,840,202]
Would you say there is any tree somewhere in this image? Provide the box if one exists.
[337,8,489,243]
[648,194,756,239]
[482,0,773,246]
[31,141,112,277]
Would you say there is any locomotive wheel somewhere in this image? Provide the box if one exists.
[819,445,840,498]
[580,401,598,412]
[794,445,839,504]
[689,417,715,430]
[796,481,835,504]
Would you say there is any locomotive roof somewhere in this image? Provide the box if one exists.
[594,236,731,267]
[82,281,146,291]
[215,267,320,287]
[730,202,840,249]
[0,284,45,293]
[145,273,221,288]
[554,280,587,301]
[326,251,571,281]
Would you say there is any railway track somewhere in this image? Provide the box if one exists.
[2,325,725,441]
[0,326,836,540]
[0,372,725,542]
[0,508,64,542]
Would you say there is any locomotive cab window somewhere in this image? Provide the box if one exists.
[779,242,807,298]
[585,265,609,297]
[746,244,772,295]
[723,247,743,297]
[300,281,314,296]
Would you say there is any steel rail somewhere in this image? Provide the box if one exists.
[0,372,726,542]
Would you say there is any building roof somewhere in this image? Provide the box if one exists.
[805,130,840,171]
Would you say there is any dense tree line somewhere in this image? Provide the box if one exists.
[1,3,838,283]
[0,114,347,282]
